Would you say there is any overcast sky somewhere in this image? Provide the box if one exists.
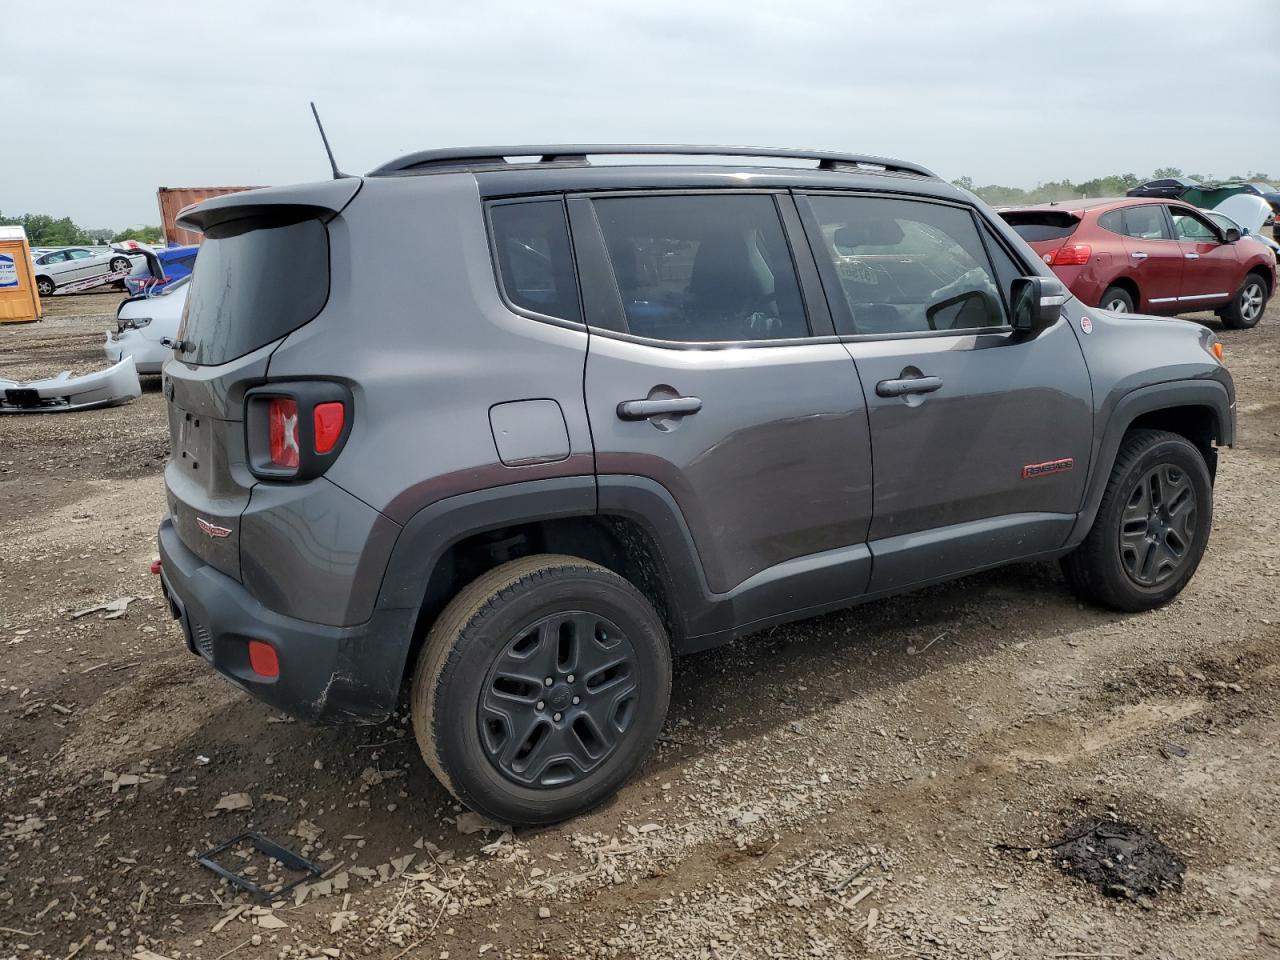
[3,0,1277,228]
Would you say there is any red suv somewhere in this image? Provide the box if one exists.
[1000,198,1275,328]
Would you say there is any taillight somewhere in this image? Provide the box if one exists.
[246,384,351,481]
[268,398,300,469]
[1045,243,1093,266]
[313,402,345,454]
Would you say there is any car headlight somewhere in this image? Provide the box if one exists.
[117,317,152,332]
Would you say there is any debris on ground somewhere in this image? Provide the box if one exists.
[71,596,139,619]
[1051,818,1186,902]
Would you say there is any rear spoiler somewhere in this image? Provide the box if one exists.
[177,179,362,234]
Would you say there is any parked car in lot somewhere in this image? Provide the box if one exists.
[1126,177,1201,200]
[999,197,1275,328]
[1206,195,1280,260]
[158,145,1235,825]
[124,245,199,296]
[104,276,190,374]
[31,246,143,296]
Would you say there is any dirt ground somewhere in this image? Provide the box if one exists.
[1,291,1278,960]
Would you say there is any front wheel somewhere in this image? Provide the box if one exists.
[1220,273,1268,329]
[411,555,671,826]
[108,257,132,273]
[1061,429,1212,612]
[36,276,54,297]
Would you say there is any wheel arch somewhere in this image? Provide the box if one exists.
[1101,275,1140,308]
[1245,264,1273,297]
[1068,380,1233,547]
[374,476,713,692]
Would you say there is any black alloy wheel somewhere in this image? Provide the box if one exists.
[478,611,640,788]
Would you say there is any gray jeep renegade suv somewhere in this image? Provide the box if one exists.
[157,145,1235,825]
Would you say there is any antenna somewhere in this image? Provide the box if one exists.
[310,102,349,179]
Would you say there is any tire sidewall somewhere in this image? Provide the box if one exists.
[427,567,670,826]
[1095,437,1213,608]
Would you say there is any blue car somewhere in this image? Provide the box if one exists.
[124,245,199,296]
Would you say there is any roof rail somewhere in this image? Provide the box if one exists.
[368,144,937,179]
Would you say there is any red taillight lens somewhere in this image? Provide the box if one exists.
[268,397,300,469]
[313,402,345,454]
[247,640,280,678]
[1045,243,1093,266]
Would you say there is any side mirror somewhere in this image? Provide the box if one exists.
[1010,276,1066,332]
[1224,227,1241,243]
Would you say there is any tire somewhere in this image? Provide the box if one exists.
[108,257,131,273]
[411,555,671,826]
[36,276,54,297]
[1220,272,1269,330]
[1099,286,1135,314]
[1061,429,1212,612]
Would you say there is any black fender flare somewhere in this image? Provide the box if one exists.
[371,474,720,660]
[1067,378,1234,546]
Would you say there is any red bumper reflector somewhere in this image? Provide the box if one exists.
[313,401,345,454]
[248,640,280,678]
[150,560,162,575]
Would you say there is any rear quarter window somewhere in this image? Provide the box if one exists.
[178,216,329,366]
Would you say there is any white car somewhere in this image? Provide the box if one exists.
[104,277,190,374]
[31,247,145,296]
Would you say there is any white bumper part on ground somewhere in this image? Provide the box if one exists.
[0,357,142,413]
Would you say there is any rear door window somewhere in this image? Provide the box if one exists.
[807,194,1007,335]
[179,216,329,366]
[590,193,809,342]
[1122,205,1172,240]
[488,200,582,323]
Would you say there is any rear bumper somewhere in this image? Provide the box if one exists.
[157,516,413,724]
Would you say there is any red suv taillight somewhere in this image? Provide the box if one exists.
[246,384,351,481]
[1044,243,1093,266]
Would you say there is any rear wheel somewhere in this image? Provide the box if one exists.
[411,555,671,826]
[1061,429,1212,611]
[1220,273,1268,329]
[1099,286,1135,313]
[108,256,131,273]
[36,276,54,297]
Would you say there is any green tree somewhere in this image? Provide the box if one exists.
[0,210,91,245]
[1151,167,1183,179]
[110,225,163,244]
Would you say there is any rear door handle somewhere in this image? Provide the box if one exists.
[617,396,703,420]
[1131,252,1149,260]
[876,376,943,398]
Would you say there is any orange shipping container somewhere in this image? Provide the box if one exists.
[157,186,267,246]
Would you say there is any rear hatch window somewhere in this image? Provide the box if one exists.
[998,211,1080,243]
[178,216,329,366]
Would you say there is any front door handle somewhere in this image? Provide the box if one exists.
[617,396,703,421]
[876,376,943,398]
[1184,252,1199,260]
[1131,251,1149,260]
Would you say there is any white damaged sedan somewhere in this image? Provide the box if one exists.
[104,276,190,374]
